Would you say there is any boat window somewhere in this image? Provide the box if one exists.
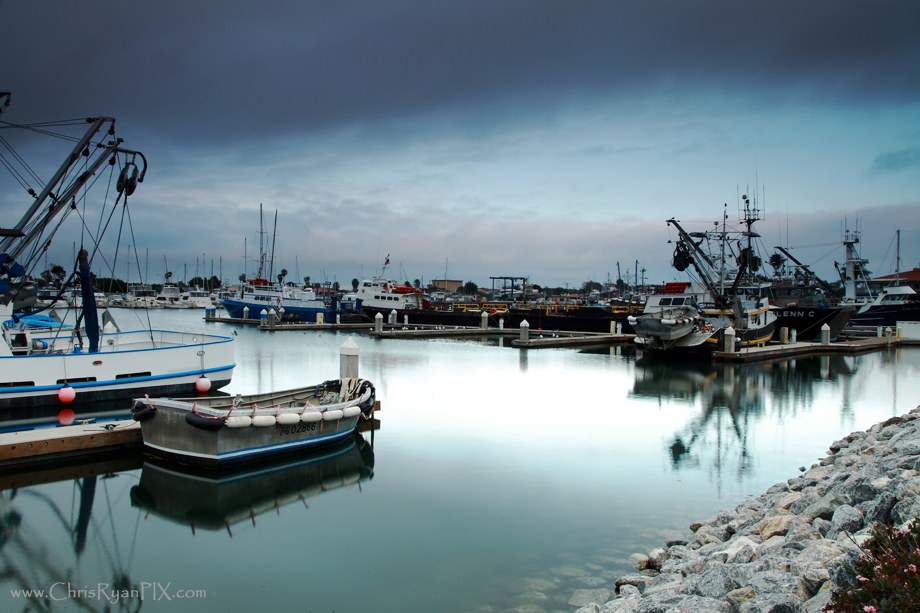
[116,372,152,379]
[671,298,685,305]
[659,298,672,306]
[0,381,35,388]
[56,377,97,384]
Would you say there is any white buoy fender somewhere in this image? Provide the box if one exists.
[342,406,361,418]
[322,409,344,421]
[276,413,300,425]
[251,415,276,427]
[301,412,322,423]
[226,416,252,428]
[627,316,637,324]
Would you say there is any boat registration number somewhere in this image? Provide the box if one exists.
[278,423,317,435]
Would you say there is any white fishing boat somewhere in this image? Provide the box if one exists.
[346,255,431,321]
[132,378,376,466]
[0,99,235,409]
[629,197,776,356]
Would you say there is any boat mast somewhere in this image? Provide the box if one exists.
[269,210,278,284]
[896,229,901,285]
[720,204,727,296]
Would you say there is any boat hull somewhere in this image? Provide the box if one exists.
[849,303,920,328]
[136,381,375,467]
[0,329,235,409]
[772,305,856,341]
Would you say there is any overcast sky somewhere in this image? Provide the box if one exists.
[1,1,918,289]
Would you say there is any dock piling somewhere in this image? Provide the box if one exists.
[520,319,530,342]
[821,324,830,346]
[480,311,488,329]
[340,337,360,378]
[723,326,736,353]
[375,312,383,334]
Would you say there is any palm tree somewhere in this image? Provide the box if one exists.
[352,278,359,291]
[277,268,288,285]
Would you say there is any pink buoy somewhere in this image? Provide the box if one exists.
[58,385,76,403]
[195,376,211,393]
[58,408,76,425]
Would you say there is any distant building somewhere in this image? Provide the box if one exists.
[431,279,463,292]
[873,267,920,292]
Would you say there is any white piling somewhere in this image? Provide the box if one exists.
[821,323,830,346]
[790,328,797,344]
[520,319,530,342]
[374,312,383,334]
[389,309,397,325]
[480,311,489,329]
[340,337,360,379]
[723,326,736,352]
[243,306,250,320]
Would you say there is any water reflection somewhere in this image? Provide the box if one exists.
[130,434,374,536]
[629,352,872,499]
[0,455,145,612]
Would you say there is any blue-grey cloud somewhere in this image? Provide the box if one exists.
[870,148,920,173]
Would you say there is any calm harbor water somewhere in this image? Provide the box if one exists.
[2,309,918,612]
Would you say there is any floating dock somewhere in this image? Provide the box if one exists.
[712,336,897,363]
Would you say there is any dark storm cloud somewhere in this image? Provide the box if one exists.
[2,0,918,144]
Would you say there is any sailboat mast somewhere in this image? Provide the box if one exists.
[269,210,277,284]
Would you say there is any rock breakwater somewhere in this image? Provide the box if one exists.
[570,406,920,613]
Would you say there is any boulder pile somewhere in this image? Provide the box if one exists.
[573,406,920,613]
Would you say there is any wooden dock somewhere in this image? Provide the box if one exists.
[512,333,635,348]
[711,336,896,363]
[0,420,142,467]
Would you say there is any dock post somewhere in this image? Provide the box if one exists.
[884,326,893,347]
[499,317,504,330]
[261,309,269,327]
[723,326,736,352]
[389,309,397,325]
[340,337,360,379]
[780,327,788,344]
[337,313,341,324]
[821,323,830,346]
[480,311,488,329]
[243,306,250,320]
[317,312,324,324]
[404,314,409,325]
[520,319,530,342]
[375,312,383,334]
[790,328,797,344]
[268,308,277,328]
